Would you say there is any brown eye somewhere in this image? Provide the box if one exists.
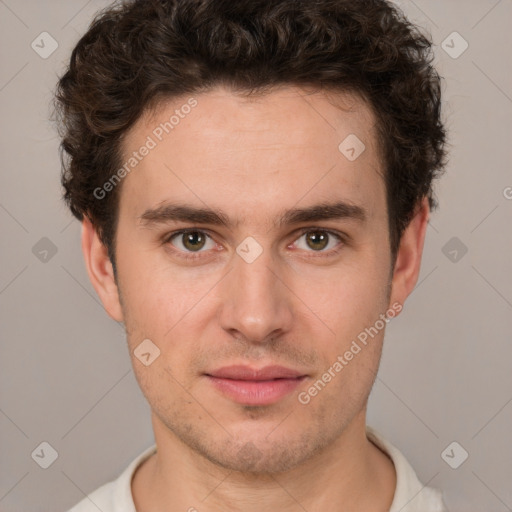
[305,231,329,251]
[168,230,215,253]
[294,230,343,254]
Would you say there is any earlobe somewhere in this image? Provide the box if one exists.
[388,197,430,312]
[81,217,124,322]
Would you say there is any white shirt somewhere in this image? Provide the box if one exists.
[67,426,448,511]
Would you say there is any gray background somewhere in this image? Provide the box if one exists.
[0,1,511,511]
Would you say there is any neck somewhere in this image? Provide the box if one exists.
[132,410,396,512]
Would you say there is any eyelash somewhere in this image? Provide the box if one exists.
[163,228,346,261]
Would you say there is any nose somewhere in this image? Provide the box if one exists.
[218,243,294,344]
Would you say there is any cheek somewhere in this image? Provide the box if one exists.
[132,361,195,422]
[117,249,216,340]
[120,268,224,393]
[298,269,389,403]
[301,259,388,342]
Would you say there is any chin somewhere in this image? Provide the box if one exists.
[186,424,333,475]
[205,443,309,474]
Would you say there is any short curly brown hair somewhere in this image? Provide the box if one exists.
[54,0,447,272]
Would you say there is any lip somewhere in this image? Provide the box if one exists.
[207,365,306,380]
[205,365,308,406]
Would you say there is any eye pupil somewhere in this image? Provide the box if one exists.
[183,231,205,251]
[306,231,328,251]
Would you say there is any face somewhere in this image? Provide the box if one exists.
[84,85,423,474]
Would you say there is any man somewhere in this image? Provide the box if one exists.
[56,0,448,510]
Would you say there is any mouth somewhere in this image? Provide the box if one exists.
[204,365,308,406]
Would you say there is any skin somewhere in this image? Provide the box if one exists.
[82,85,429,511]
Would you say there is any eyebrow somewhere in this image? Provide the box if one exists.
[138,200,368,229]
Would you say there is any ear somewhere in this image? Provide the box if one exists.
[81,217,124,322]
[388,196,430,313]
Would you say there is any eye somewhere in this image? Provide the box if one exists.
[164,227,345,261]
[167,229,216,254]
[292,229,344,254]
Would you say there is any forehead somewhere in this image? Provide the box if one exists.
[140,85,377,153]
[118,85,385,226]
